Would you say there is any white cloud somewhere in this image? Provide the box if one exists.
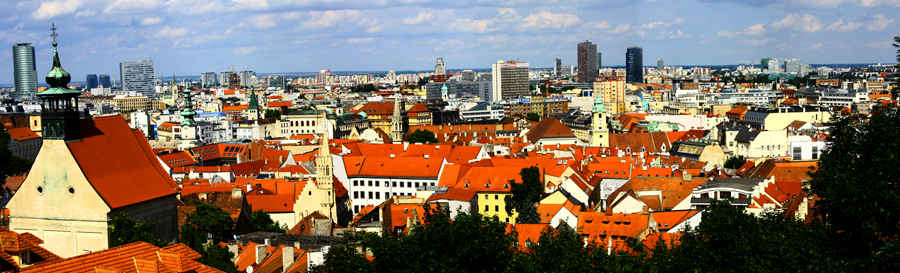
[32,0,84,21]
[498,8,518,19]
[610,23,636,34]
[249,14,277,29]
[141,16,162,26]
[154,26,189,38]
[745,24,766,35]
[586,21,611,29]
[233,46,257,55]
[302,10,362,29]
[230,0,269,11]
[717,30,735,38]
[810,42,824,50]
[866,41,893,48]
[744,38,775,46]
[74,9,96,18]
[825,19,863,31]
[403,12,434,25]
[521,11,581,29]
[641,17,684,29]
[868,14,894,32]
[657,29,686,39]
[771,13,822,32]
[448,18,495,32]
[103,0,163,14]
[347,37,376,44]
[860,0,900,7]
[478,35,509,43]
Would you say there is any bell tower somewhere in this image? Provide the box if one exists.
[316,115,335,221]
[37,23,83,141]
[590,91,609,147]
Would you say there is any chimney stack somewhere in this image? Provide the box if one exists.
[282,247,294,271]
[255,244,267,265]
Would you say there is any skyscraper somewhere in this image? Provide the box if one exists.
[86,74,99,89]
[98,74,110,87]
[785,59,801,74]
[554,58,562,78]
[577,40,598,83]
[760,57,772,70]
[239,70,255,87]
[626,46,643,84]
[220,72,231,86]
[119,61,155,97]
[657,58,664,71]
[435,58,446,75]
[200,72,217,87]
[596,52,602,71]
[12,43,37,101]
[491,60,529,101]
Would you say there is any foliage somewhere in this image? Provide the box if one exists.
[309,245,374,273]
[504,167,543,223]
[417,77,429,86]
[358,205,516,272]
[196,244,239,273]
[108,213,166,248]
[509,225,592,272]
[723,156,744,169]
[404,129,438,144]
[526,112,541,122]
[179,201,235,250]
[351,84,378,93]
[808,105,900,270]
[250,209,286,233]
[264,109,281,119]
[0,128,33,182]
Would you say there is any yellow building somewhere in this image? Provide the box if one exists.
[594,76,626,115]
[475,191,518,224]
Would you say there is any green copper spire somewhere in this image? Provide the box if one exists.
[180,79,197,126]
[248,89,259,110]
[592,92,606,113]
[37,23,82,141]
[39,23,79,96]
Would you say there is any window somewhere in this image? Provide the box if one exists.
[495,195,499,200]
[20,250,29,265]
[415,182,420,188]
[368,192,373,199]
[484,205,489,212]
[484,194,489,199]
[495,205,499,212]
[353,180,358,186]
[393,182,397,187]
[385,192,389,198]
[375,181,380,187]
[793,147,802,160]
[376,192,380,199]
[812,146,819,159]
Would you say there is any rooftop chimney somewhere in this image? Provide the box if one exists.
[255,244,267,265]
[231,188,242,199]
[282,247,294,271]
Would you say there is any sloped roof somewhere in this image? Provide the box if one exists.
[7,127,40,141]
[525,117,576,142]
[578,212,653,245]
[608,132,686,154]
[158,151,197,169]
[506,223,547,250]
[651,210,699,231]
[426,188,477,202]
[66,116,179,209]
[19,242,220,273]
[246,194,296,213]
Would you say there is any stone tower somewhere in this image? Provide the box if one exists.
[391,92,404,142]
[316,114,335,220]
[590,92,609,147]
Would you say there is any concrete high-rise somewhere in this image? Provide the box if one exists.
[785,59,801,74]
[435,58,446,75]
[657,58,664,71]
[594,76,626,114]
[200,72,217,87]
[596,52,602,71]
[86,74,99,89]
[491,60,529,101]
[239,70,255,87]
[554,58,562,78]
[220,72,231,86]
[119,61,155,97]
[12,43,37,101]
[577,40,598,83]
[626,46,643,84]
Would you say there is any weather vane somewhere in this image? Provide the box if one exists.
[50,23,58,45]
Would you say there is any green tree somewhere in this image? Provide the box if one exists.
[404,129,438,144]
[309,245,374,273]
[264,109,281,119]
[504,167,543,223]
[108,213,166,248]
[511,225,592,272]
[250,209,286,233]
[197,244,239,273]
[526,112,541,122]
[0,127,33,182]
[808,105,900,270]
[723,156,744,169]
[179,201,235,250]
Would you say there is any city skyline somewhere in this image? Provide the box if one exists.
[0,0,898,85]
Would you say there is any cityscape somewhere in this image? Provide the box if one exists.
[1,0,900,272]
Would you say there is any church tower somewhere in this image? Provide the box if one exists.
[391,92,404,142]
[37,23,82,141]
[180,79,197,126]
[315,115,336,221]
[247,89,260,120]
[590,92,609,147]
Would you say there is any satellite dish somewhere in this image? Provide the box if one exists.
[246,266,254,273]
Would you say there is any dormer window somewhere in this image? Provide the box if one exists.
[464,183,469,188]
[485,183,490,188]
[504,183,510,189]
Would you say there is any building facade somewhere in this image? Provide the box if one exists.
[491,61,530,101]
[200,72,217,87]
[119,61,155,97]
[626,46,643,84]
[577,40,598,83]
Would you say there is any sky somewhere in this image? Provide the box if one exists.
[0,0,898,84]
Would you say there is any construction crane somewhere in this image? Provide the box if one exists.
[225,66,250,88]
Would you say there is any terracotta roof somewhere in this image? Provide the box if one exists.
[267,101,292,108]
[223,104,249,111]
[537,204,564,223]
[247,194,296,213]
[19,242,220,273]
[288,211,329,235]
[344,156,444,178]
[234,241,276,272]
[651,210,699,231]
[66,116,179,209]
[525,117,576,143]
[745,160,817,182]
[158,151,197,169]
[507,223,547,250]
[578,212,654,246]
[425,188,477,202]
[641,232,682,250]
[608,132,686,154]
[7,127,40,141]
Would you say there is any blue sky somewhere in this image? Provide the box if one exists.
[1,0,898,84]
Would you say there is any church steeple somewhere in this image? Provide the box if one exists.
[391,92,403,142]
[180,77,197,126]
[37,23,82,141]
[316,114,335,221]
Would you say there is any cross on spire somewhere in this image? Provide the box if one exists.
[50,23,58,45]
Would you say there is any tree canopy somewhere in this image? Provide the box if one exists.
[108,213,166,248]
[504,167,543,224]
[0,127,34,182]
[404,129,438,144]
[179,201,235,249]
[526,112,541,122]
[250,209,286,233]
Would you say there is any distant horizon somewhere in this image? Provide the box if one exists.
[1,62,893,87]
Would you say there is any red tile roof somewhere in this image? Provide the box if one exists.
[7,127,40,141]
[66,116,179,209]
[651,210,699,231]
[158,151,197,169]
[267,101,292,108]
[19,242,221,273]
[247,194,296,213]
[525,117,576,143]
[507,223,547,250]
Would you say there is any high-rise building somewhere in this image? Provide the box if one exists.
[596,52,602,71]
[577,40,598,83]
[86,74,99,89]
[268,76,286,89]
[491,60,529,101]
[657,58,664,72]
[12,43,37,101]
[594,76,626,114]
[626,46,643,84]
[460,70,476,82]
[200,72,217,87]
[785,59,801,74]
[119,61,155,97]
[761,57,772,70]
[554,58,562,78]
[767,59,781,73]
[239,70,255,87]
[435,58,446,75]
[316,69,330,85]
[220,72,231,86]
[99,74,110,88]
